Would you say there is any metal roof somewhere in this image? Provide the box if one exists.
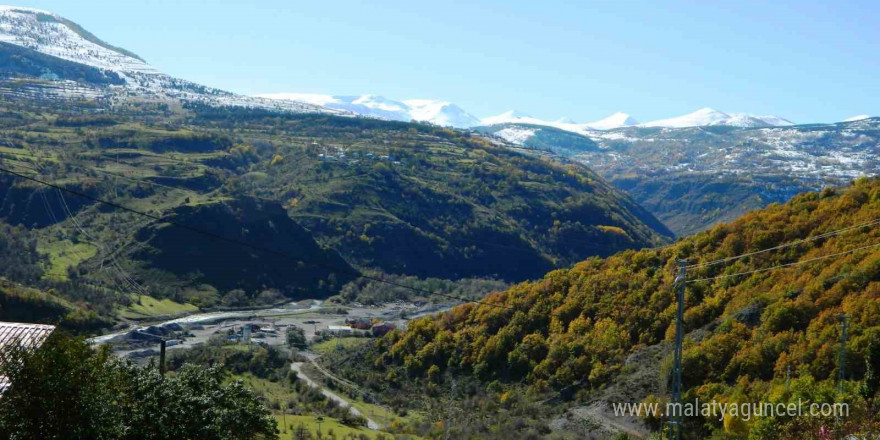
[0,322,55,349]
[0,322,56,396]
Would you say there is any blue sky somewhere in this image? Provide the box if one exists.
[17,0,880,123]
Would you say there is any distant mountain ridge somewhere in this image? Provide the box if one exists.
[254,93,481,128]
[0,6,337,113]
[639,107,794,128]
[1,6,865,133]
[480,115,880,235]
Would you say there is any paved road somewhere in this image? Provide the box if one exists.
[291,361,380,430]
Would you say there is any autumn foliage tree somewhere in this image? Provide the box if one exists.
[373,178,880,438]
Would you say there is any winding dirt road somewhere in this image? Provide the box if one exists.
[290,361,380,430]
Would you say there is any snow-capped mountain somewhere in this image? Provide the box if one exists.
[482,107,794,135]
[572,117,880,234]
[640,108,793,128]
[262,94,410,120]
[0,5,858,137]
[403,99,480,127]
[0,6,156,75]
[584,112,639,130]
[480,110,550,127]
[480,111,637,135]
[256,93,479,128]
[0,6,333,113]
[843,115,872,122]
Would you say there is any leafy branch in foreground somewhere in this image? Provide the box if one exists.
[0,332,278,440]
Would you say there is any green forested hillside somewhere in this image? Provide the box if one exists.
[360,178,880,438]
[0,99,671,325]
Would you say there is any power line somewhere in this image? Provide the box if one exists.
[685,218,880,269]
[0,165,514,311]
[23,148,147,296]
[687,241,880,283]
[4,150,204,194]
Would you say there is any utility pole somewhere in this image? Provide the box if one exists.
[159,339,167,376]
[669,260,687,440]
[837,313,849,395]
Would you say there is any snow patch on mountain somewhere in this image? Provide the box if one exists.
[403,99,480,127]
[0,6,157,75]
[257,93,479,127]
[481,110,546,126]
[494,126,537,145]
[640,108,730,127]
[641,108,793,128]
[481,110,638,137]
[753,115,795,127]
[584,112,639,130]
[843,115,872,122]
[0,6,333,114]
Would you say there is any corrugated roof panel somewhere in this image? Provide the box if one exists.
[0,322,55,350]
[0,322,55,397]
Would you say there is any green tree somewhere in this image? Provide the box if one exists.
[0,332,279,440]
[860,340,880,417]
[287,326,307,348]
[0,332,125,439]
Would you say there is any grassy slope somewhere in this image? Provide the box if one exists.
[37,239,97,281]
[118,294,197,320]
[311,337,371,355]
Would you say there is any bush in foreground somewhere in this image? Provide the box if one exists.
[0,332,279,440]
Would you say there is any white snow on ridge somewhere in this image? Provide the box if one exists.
[264,93,343,107]
[640,108,793,128]
[479,110,637,137]
[640,108,729,128]
[755,115,796,127]
[0,6,158,75]
[0,5,51,14]
[584,112,639,130]
[257,93,480,128]
[0,6,336,115]
[2,6,845,134]
[494,126,537,145]
[258,93,404,119]
[480,110,551,127]
[403,99,481,128]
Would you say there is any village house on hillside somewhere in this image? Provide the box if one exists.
[0,322,55,396]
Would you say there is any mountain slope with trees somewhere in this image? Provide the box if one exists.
[0,96,672,325]
[355,178,880,439]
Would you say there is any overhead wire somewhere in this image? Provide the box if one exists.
[686,241,880,284]
[684,218,880,270]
